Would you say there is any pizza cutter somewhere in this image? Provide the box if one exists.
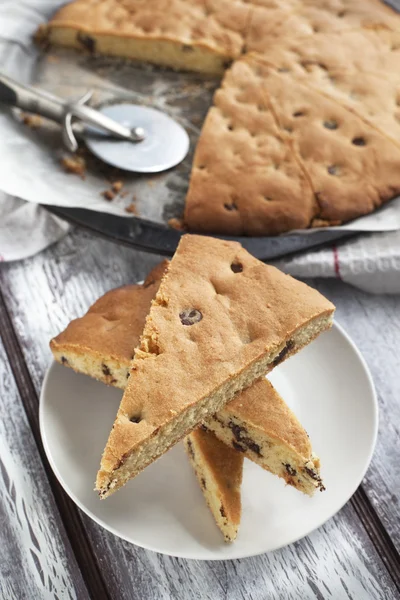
[0,73,190,173]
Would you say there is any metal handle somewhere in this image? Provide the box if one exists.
[0,73,65,122]
[0,73,146,151]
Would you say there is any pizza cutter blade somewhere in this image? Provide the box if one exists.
[83,104,190,173]
[0,73,190,173]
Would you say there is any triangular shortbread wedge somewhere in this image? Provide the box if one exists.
[50,261,169,390]
[248,29,400,150]
[51,260,244,540]
[36,0,251,75]
[205,378,324,495]
[50,259,326,497]
[95,234,334,498]
[245,0,400,55]
[250,57,400,226]
[184,428,243,542]
[183,56,317,235]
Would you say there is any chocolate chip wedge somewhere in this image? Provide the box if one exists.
[94,234,334,498]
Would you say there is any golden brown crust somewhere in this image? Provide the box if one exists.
[249,29,400,150]
[41,0,251,71]
[50,260,169,362]
[184,56,317,235]
[254,59,400,224]
[96,234,334,495]
[185,428,243,540]
[220,378,311,457]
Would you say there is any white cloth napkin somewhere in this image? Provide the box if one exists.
[0,195,69,262]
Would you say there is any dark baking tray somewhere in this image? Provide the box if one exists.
[46,205,356,261]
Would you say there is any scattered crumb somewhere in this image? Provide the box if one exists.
[102,189,115,201]
[125,202,138,215]
[168,217,185,231]
[111,180,123,193]
[21,113,43,128]
[46,55,60,63]
[147,180,155,187]
[60,155,86,178]
[120,190,129,198]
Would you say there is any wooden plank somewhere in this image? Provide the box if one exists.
[0,334,89,600]
[0,288,113,600]
[312,278,400,557]
[0,228,399,599]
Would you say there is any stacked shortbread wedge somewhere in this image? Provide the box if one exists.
[38,0,400,235]
[51,235,334,541]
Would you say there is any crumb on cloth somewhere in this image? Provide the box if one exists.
[21,113,43,128]
[125,202,138,214]
[60,155,86,178]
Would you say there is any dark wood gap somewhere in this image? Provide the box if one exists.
[0,288,111,600]
[350,487,400,593]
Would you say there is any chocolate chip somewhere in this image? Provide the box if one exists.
[77,31,96,53]
[246,440,261,456]
[278,67,290,73]
[304,466,325,490]
[179,308,203,326]
[229,422,262,455]
[187,439,195,459]
[304,466,320,481]
[130,415,142,423]
[126,372,130,379]
[111,378,117,384]
[293,110,305,117]
[231,262,243,273]
[200,424,209,432]
[327,165,338,175]
[61,356,68,365]
[324,120,338,130]
[224,202,238,211]
[220,505,226,518]
[352,137,366,146]
[272,339,295,366]
[181,44,194,52]
[232,441,246,452]
[201,478,207,489]
[283,463,297,477]
[228,421,247,441]
[102,364,111,376]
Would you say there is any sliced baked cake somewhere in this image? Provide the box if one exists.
[50,260,168,389]
[205,378,324,495]
[95,234,334,498]
[37,0,251,75]
[184,428,243,542]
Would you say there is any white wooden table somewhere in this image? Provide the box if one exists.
[0,227,399,600]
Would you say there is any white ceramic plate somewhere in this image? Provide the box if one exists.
[40,322,378,560]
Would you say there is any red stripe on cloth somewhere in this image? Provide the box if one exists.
[333,245,341,279]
